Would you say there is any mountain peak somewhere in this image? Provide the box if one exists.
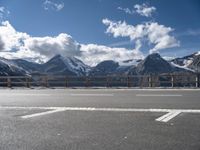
[146,53,162,60]
[43,54,90,76]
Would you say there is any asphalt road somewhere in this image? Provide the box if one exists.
[0,88,200,150]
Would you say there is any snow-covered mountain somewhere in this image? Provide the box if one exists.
[12,59,42,73]
[129,53,190,75]
[0,52,197,76]
[0,57,28,76]
[89,60,133,76]
[41,55,91,76]
[171,52,200,72]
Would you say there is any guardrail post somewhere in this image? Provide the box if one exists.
[44,76,48,87]
[171,75,174,88]
[127,76,131,88]
[85,77,89,87]
[7,77,11,88]
[26,77,30,88]
[148,75,152,87]
[106,76,109,87]
[196,74,199,88]
[65,76,68,87]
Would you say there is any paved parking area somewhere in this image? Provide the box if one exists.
[0,89,200,150]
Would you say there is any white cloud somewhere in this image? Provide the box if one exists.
[102,18,180,53]
[134,3,156,17]
[79,43,143,66]
[0,21,29,51]
[23,33,81,59]
[0,20,143,65]
[0,6,10,20]
[117,3,156,17]
[117,7,134,15]
[43,0,64,11]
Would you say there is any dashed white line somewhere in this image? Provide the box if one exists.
[70,94,114,97]
[0,93,50,96]
[136,94,182,97]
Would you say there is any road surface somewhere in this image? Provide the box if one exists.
[0,88,200,150]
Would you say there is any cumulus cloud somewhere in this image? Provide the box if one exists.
[23,33,80,59]
[102,18,180,53]
[0,21,29,51]
[0,20,143,65]
[134,3,156,17]
[43,0,64,11]
[79,43,143,66]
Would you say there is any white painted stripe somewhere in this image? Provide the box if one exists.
[21,108,66,119]
[1,106,200,113]
[161,111,181,122]
[156,111,181,122]
[0,93,50,96]
[136,94,182,97]
[0,106,199,121]
[70,94,114,97]
[155,112,174,122]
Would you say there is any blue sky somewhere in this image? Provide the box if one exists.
[0,0,200,65]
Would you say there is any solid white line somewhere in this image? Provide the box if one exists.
[136,94,182,97]
[1,106,200,113]
[156,111,182,122]
[70,94,114,97]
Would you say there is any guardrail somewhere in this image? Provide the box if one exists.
[0,73,199,88]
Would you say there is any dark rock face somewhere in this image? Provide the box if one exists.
[135,53,174,75]
[89,60,120,76]
[12,59,42,73]
[128,53,189,75]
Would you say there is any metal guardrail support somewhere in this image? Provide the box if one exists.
[26,77,30,88]
[7,78,11,88]
[106,76,109,87]
[0,74,199,88]
[171,75,174,88]
[148,75,152,87]
[127,76,131,88]
[85,77,89,87]
[65,76,68,87]
[196,74,199,88]
[44,76,48,87]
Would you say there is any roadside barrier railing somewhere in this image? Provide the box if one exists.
[0,73,199,88]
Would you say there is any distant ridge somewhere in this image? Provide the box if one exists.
[0,52,199,76]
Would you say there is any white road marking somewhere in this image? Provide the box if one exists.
[155,111,182,122]
[0,93,50,96]
[0,106,199,122]
[21,108,67,119]
[136,94,182,97]
[70,94,114,97]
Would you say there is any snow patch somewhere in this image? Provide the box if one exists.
[170,62,194,72]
